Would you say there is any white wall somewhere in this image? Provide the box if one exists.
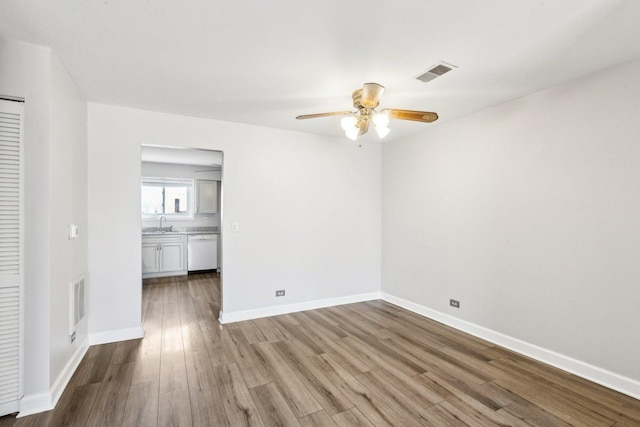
[48,55,88,384]
[0,38,52,402]
[1,37,89,414]
[382,58,640,384]
[141,161,221,229]
[88,104,381,332]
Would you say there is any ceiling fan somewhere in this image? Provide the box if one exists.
[296,82,438,143]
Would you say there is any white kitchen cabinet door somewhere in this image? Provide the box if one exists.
[196,180,217,214]
[159,242,184,272]
[141,243,159,274]
[142,235,187,278]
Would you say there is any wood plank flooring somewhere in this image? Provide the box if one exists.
[2,272,639,426]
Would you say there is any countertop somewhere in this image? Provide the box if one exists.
[142,226,219,236]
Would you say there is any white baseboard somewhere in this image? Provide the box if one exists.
[219,292,382,324]
[50,336,90,408]
[19,336,90,417]
[381,292,640,401]
[89,325,145,346]
[17,392,52,418]
[19,328,143,418]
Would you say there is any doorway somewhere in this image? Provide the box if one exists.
[140,145,224,318]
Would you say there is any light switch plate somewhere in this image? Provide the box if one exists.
[231,222,239,232]
[69,224,79,239]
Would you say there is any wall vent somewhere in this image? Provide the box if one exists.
[69,276,86,335]
[415,62,457,83]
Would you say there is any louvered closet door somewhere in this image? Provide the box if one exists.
[0,99,23,417]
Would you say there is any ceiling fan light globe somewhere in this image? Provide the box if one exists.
[345,127,359,140]
[372,112,390,128]
[341,116,358,131]
[375,126,390,139]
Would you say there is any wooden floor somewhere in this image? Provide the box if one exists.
[2,273,639,426]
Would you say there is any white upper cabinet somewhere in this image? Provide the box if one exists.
[196,179,217,214]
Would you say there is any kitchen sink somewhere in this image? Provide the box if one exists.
[143,226,173,233]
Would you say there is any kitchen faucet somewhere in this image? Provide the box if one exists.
[159,216,166,231]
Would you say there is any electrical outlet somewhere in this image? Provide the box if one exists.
[275,290,285,297]
[450,299,460,308]
[70,331,76,343]
[203,216,208,223]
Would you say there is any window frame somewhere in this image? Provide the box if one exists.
[141,177,195,220]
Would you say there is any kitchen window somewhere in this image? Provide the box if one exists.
[141,177,194,219]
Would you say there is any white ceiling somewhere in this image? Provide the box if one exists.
[1,0,640,142]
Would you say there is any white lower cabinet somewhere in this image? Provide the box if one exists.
[142,234,187,278]
[160,241,184,272]
[141,242,160,274]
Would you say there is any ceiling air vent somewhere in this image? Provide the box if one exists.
[415,62,456,83]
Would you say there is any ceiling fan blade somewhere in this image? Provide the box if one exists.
[360,83,385,108]
[382,109,439,123]
[358,118,370,136]
[296,111,353,120]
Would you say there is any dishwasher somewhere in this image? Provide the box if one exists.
[187,234,218,271]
